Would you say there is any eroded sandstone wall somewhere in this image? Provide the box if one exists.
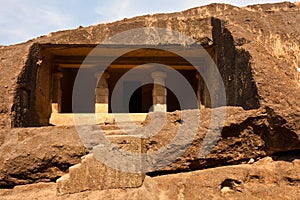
[0,2,299,196]
[11,44,40,127]
[212,18,260,109]
[1,2,299,128]
[0,43,34,128]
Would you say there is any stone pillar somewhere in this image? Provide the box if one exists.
[196,73,204,109]
[151,71,167,112]
[95,72,110,113]
[52,71,63,113]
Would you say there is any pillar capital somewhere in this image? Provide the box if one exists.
[151,71,166,79]
[53,71,63,79]
[102,72,110,79]
[195,73,202,80]
[151,71,166,85]
[95,71,110,80]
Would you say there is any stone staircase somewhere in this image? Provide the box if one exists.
[56,120,145,195]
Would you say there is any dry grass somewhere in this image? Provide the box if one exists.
[244,2,299,12]
[244,6,263,12]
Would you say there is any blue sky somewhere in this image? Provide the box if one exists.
[0,0,292,45]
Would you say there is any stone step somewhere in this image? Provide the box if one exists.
[99,123,143,131]
[103,129,138,135]
[50,112,147,126]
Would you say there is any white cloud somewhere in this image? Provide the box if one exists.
[0,0,71,45]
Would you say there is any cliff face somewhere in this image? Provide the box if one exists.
[0,2,299,199]
[0,2,299,128]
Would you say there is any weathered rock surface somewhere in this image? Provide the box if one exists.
[0,127,84,188]
[0,2,298,129]
[1,156,300,199]
[0,1,299,199]
[0,106,299,190]
[144,107,300,174]
[57,135,145,195]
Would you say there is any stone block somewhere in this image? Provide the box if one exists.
[95,103,109,113]
[57,135,145,195]
[153,104,167,112]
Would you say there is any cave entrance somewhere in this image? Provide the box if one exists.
[32,44,214,126]
[123,81,144,113]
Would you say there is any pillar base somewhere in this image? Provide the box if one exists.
[52,103,59,113]
[153,104,167,112]
[39,118,50,126]
[95,103,109,113]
